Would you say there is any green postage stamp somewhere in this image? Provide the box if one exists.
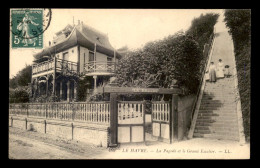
[10,8,51,48]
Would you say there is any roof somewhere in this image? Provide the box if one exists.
[33,24,121,62]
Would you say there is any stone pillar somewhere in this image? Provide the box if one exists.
[93,75,97,92]
[46,77,48,96]
[74,81,77,101]
[67,80,70,102]
[171,94,179,142]
[109,93,118,147]
[60,82,63,100]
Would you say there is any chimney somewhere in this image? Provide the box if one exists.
[78,20,80,25]
[49,41,51,46]
[79,20,83,31]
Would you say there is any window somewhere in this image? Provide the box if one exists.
[63,52,69,61]
[107,57,112,62]
[72,49,74,53]
[89,52,94,62]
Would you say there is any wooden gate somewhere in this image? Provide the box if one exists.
[151,101,172,143]
[117,101,145,143]
[97,87,182,147]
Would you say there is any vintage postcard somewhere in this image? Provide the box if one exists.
[9,8,250,159]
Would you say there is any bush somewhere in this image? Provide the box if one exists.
[9,87,30,103]
[115,13,219,95]
[77,77,92,101]
[224,9,251,142]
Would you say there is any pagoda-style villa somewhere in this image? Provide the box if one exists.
[31,20,121,102]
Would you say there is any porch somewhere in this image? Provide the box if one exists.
[32,58,78,78]
[32,76,78,102]
[84,61,116,76]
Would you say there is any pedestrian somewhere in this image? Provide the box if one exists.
[208,62,217,82]
[224,65,230,78]
[217,59,224,78]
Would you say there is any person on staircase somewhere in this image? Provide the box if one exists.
[224,65,231,78]
[208,62,217,83]
[217,59,225,79]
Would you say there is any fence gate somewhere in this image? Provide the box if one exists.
[151,101,172,143]
[116,100,174,144]
[100,87,181,147]
[117,101,145,143]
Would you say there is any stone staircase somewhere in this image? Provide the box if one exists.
[193,77,240,141]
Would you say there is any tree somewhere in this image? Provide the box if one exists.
[9,64,32,89]
[116,32,202,94]
[186,13,219,51]
[115,13,219,95]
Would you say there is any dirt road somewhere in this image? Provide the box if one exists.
[9,127,110,159]
[9,134,86,159]
[9,127,249,159]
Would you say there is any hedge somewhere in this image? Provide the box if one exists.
[224,9,251,142]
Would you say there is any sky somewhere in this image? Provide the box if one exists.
[9,9,223,78]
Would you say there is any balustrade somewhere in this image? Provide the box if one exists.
[117,101,144,124]
[32,58,78,76]
[9,102,110,124]
[84,61,116,73]
[152,101,170,123]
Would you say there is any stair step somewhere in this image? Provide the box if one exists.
[194,129,211,134]
[194,130,239,138]
[202,96,235,98]
[201,100,235,103]
[198,115,238,119]
[202,96,234,98]
[199,105,235,108]
[197,116,213,120]
[203,134,239,141]
[196,119,216,123]
[197,113,219,116]
[203,92,234,94]
[198,109,236,112]
[195,122,238,127]
[199,107,236,110]
[195,124,238,129]
[196,117,238,123]
[198,113,237,117]
[193,133,204,138]
[204,90,235,92]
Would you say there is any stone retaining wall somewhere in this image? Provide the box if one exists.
[9,115,109,147]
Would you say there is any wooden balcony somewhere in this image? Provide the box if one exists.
[84,61,116,76]
[32,58,78,78]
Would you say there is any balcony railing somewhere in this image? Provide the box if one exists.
[32,59,54,75]
[84,61,116,74]
[56,59,78,73]
[32,58,78,76]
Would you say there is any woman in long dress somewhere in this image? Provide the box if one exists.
[208,62,217,82]
[217,59,224,78]
[17,12,39,46]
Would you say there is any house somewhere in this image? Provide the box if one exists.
[31,20,122,102]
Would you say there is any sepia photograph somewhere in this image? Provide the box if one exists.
[9,8,251,159]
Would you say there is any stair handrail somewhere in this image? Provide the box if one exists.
[188,28,216,139]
